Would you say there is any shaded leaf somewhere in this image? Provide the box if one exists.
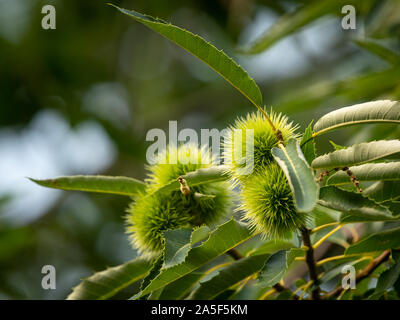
[327,162,400,185]
[258,250,286,288]
[272,139,319,212]
[113,6,263,109]
[158,272,205,300]
[369,251,400,299]
[314,100,400,135]
[190,254,269,299]
[138,219,254,296]
[364,181,400,203]
[67,258,152,300]
[355,39,400,66]
[311,140,400,169]
[318,186,396,223]
[30,175,146,196]
[242,0,348,54]
[346,227,400,255]
[300,123,316,165]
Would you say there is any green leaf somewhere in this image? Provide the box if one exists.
[355,39,400,66]
[327,162,400,185]
[258,250,286,288]
[113,6,263,109]
[163,226,210,269]
[190,254,270,299]
[318,186,396,223]
[346,227,400,255]
[300,123,316,165]
[138,219,254,296]
[272,139,319,212]
[311,140,400,169]
[364,181,400,203]
[158,272,205,300]
[286,248,305,268]
[30,175,146,196]
[149,166,229,196]
[67,257,152,300]
[313,100,400,136]
[369,251,400,299]
[329,141,345,150]
[242,0,348,54]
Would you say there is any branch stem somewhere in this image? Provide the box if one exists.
[299,227,320,300]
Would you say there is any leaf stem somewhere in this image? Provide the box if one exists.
[311,222,340,234]
[313,225,343,250]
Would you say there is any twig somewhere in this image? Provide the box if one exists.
[300,227,321,300]
[324,250,391,299]
[226,248,243,260]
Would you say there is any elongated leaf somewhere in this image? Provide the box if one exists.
[369,251,400,299]
[138,219,253,296]
[258,250,286,288]
[30,175,146,196]
[272,139,319,212]
[113,6,263,109]
[300,123,316,165]
[163,226,210,269]
[314,100,400,135]
[311,140,400,169]
[149,166,229,196]
[355,40,400,66]
[242,0,348,54]
[346,227,400,255]
[190,254,269,299]
[158,272,204,300]
[364,181,400,203]
[318,186,396,223]
[327,162,400,185]
[67,258,152,300]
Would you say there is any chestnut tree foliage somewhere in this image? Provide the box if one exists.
[32,5,400,300]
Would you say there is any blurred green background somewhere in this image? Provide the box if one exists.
[0,0,399,299]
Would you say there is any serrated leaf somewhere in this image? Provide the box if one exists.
[258,250,286,288]
[30,175,146,196]
[272,139,319,212]
[138,219,253,296]
[327,162,400,186]
[346,227,400,255]
[162,226,210,269]
[311,140,400,169]
[364,181,400,203]
[355,40,400,66]
[113,6,263,109]
[67,257,152,300]
[190,254,270,299]
[149,166,229,196]
[318,186,396,223]
[313,100,400,135]
[300,123,316,165]
[242,0,348,54]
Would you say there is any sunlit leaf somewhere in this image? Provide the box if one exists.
[313,100,400,135]
[272,139,319,212]
[30,175,146,196]
[113,6,263,109]
[311,140,400,169]
[67,258,152,300]
[327,162,400,185]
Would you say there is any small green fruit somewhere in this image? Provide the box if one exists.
[223,109,298,184]
[239,163,308,238]
[126,144,231,256]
